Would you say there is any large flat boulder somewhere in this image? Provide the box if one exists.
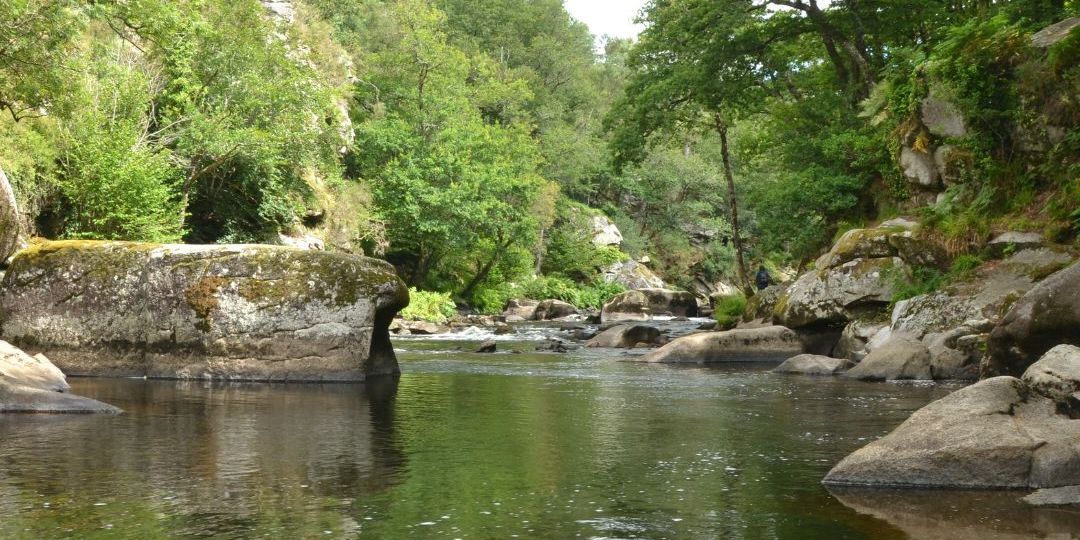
[639,326,803,363]
[987,261,1080,377]
[824,376,1080,488]
[601,288,697,323]
[0,241,408,382]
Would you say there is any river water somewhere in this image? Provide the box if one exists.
[1,323,1078,539]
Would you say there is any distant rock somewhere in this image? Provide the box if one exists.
[591,215,623,247]
[845,335,932,381]
[533,299,578,321]
[639,326,803,363]
[921,94,966,138]
[475,340,497,353]
[987,231,1044,256]
[502,298,539,322]
[1031,17,1080,48]
[601,259,665,290]
[601,288,697,323]
[773,354,853,376]
[585,324,663,348]
[900,146,940,187]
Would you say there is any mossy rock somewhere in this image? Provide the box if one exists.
[0,241,408,382]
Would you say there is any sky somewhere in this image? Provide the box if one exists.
[564,0,650,45]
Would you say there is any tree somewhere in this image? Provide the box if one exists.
[607,0,773,293]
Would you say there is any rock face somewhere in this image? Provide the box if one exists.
[779,257,905,329]
[533,299,578,320]
[986,261,1080,377]
[585,324,662,348]
[899,147,939,187]
[920,95,967,138]
[825,346,1080,488]
[601,288,698,323]
[1031,17,1080,48]
[639,326,803,363]
[845,335,932,381]
[773,354,853,376]
[0,339,119,413]
[0,165,21,263]
[591,215,623,247]
[0,241,408,382]
[601,259,665,290]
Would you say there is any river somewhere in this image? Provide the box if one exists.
[1,322,1078,539]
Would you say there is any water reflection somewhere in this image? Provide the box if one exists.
[829,487,1080,540]
[0,377,404,538]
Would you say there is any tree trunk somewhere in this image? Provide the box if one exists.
[0,164,22,263]
[714,116,752,296]
[460,236,514,300]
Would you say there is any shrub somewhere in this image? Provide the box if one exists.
[712,294,747,329]
[399,288,457,323]
[516,274,626,310]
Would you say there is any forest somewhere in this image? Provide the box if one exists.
[1,0,1077,315]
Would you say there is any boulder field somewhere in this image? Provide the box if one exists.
[0,240,408,382]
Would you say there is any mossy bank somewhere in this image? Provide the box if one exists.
[0,240,409,382]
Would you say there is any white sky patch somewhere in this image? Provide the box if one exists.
[564,0,649,47]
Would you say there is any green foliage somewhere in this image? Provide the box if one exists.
[399,287,457,323]
[515,275,625,310]
[712,294,747,329]
[888,266,944,304]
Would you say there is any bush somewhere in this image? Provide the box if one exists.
[712,294,747,329]
[516,274,626,310]
[399,288,457,323]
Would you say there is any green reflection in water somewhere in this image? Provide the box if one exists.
[0,348,1072,539]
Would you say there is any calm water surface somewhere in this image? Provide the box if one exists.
[1,329,1078,539]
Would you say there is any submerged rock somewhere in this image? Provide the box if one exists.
[826,346,1080,489]
[773,354,853,376]
[1023,485,1080,506]
[639,326,803,363]
[0,240,408,382]
[601,288,698,323]
[986,261,1080,377]
[475,340,497,353]
[585,324,663,349]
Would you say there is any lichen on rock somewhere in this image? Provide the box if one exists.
[0,241,408,382]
